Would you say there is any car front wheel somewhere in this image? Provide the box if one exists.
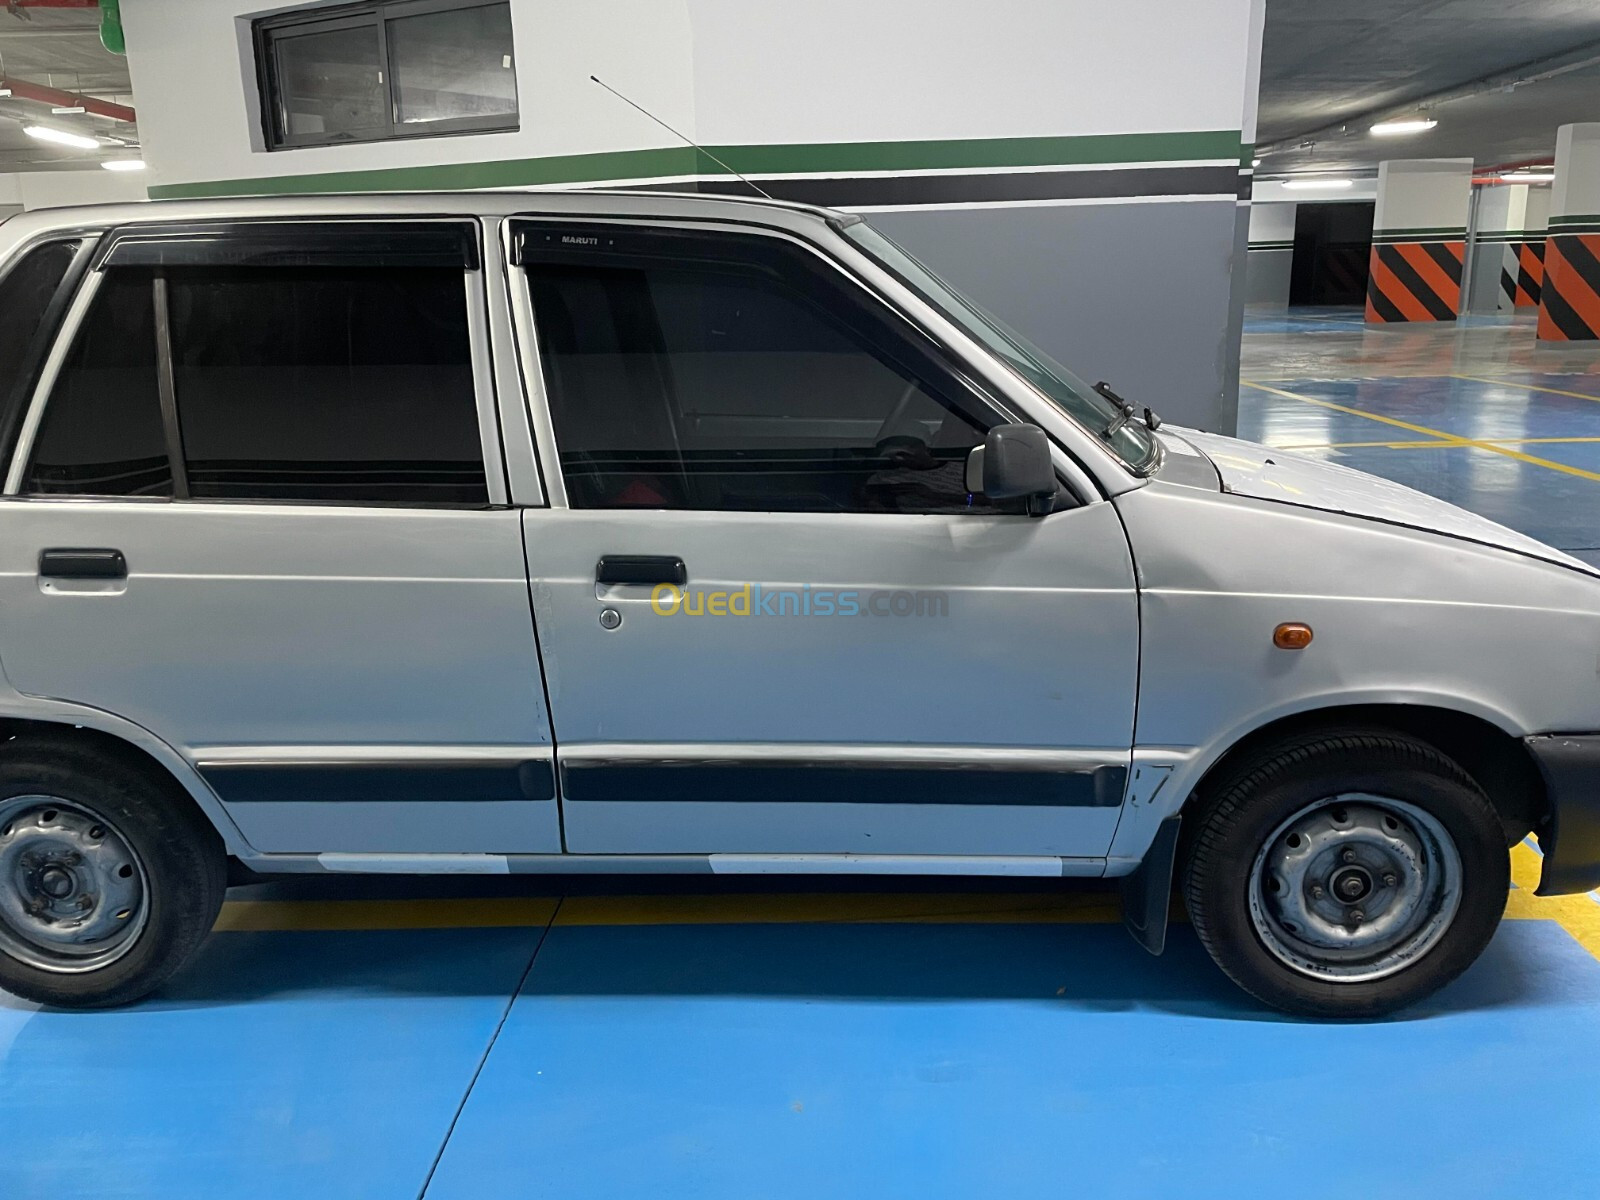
[1182,729,1510,1018]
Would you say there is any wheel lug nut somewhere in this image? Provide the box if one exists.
[1341,849,1357,864]
[1310,885,1325,899]
[1350,909,1365,923]
[1382,873,1397,887]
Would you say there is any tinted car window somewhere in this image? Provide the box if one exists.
[524,231,1004,514]
[166,265,487,504]
[27,269,172,497]
[26,263,488,505]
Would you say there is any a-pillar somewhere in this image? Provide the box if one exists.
[1467,184,1550,313]
[1367,159,1473,323]
[1538,124,1600,340]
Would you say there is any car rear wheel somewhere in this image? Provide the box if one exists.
[0,735,225,1008]
[1182,729,1509,1018]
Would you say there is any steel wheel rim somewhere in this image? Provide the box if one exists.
[1248,793,1462,984]
[0,794,149,973]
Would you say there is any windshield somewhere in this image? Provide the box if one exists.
[843,222,1158,473]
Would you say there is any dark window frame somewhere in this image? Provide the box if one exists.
[253,0,518,152]
[20,220,499,510]
[0,234,98,477]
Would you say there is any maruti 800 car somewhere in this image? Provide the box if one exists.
[0,191,1593,1018]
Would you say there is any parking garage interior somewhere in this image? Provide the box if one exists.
[1,2,1600,1198]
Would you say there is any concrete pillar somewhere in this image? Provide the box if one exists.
[1467,184,1550,313]
[1366,158,1473,323]
[1244,202,1295,308]
[1538,123,1600,340]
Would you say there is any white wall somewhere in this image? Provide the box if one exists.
[1248,202,1296,242]
[1373,159,1472,233]
[124,0,1260,192]
[0,170,149,211]
[1525,184,1551,231]
[1551,123,1600,219]
[1251,178,1377,203]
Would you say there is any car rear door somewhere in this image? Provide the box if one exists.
[510,217,1140,868]
[0,219,559,860]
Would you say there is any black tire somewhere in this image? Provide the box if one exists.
[1181,728,1508,1018]
[0,734,226,1008]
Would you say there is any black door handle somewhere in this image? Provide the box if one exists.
[596,555,686,586]
[40,548,127,579]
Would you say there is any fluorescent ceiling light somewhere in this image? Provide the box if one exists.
[1371,118,1438,136]
[1281,178,1355,190]
[1252,157,1262,167]
[0,88,12,98]
[1500,171,1554,183]
[100,159,145,172]
[50,105,86,115]
[24,125,98,150]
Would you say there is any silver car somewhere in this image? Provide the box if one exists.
[0,191,1593,1017]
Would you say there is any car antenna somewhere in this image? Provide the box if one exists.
[589,74,774,201]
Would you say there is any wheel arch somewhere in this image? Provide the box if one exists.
[0,712,247,853]
[1186,703,1547,844]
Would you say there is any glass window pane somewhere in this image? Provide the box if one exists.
[0,240,78,434]
[270,22,387,140]
[27,271,172,498]
[166,265,487,505]
[526,237,1000,515]
[389,4,516,126]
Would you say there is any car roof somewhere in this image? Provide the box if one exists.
[0,188,853,252]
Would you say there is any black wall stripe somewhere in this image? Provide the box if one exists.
[1540,277,1592,340]
[1365,278,1405,323]
[1501,269,1518,301]
[1559,233,1600,295]
[640,165,1239,208]
[1420,241,1464,286]
[560,761,1129,808]
[1377,245,1456,320]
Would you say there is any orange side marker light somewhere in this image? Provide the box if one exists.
[1273,622,1314,650]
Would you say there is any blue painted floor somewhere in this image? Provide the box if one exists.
[3,914,1597,1200]
[5,308,1600,1199]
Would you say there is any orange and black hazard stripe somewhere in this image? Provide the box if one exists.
[1538,220,1600,341]
[1366,229,1464,322]
[1515,240,1545,307]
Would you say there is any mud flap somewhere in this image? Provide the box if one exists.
[1119,815,1180,955]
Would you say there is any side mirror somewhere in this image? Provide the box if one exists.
[966,424,1057,516]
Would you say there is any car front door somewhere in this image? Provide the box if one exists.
[0,219,558,859]
[512,218,1139,868]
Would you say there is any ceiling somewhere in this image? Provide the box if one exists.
[1257,0,1600,177]
[0,4,137,173]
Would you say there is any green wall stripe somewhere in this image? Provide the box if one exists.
[148,130,1244,200]
[1372,226,1467,239]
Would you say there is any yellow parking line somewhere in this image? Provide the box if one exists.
[1504,843,1600,962]
[209,858,1599,966]
[1243,381,1600,483]
[553,891,1124,927]
[213,896,560,932]
[1451,373,1600,405]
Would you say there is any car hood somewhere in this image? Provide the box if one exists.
[1167,427,1597,575]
